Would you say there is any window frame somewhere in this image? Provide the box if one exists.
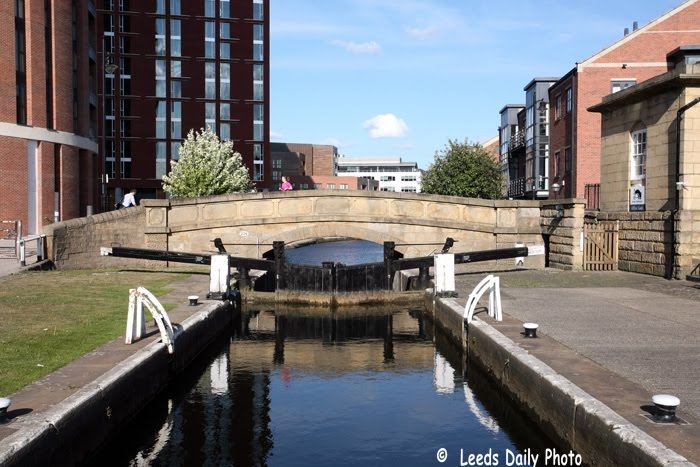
[630,128,647,180]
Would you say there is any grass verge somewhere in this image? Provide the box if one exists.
[0,268,194,396]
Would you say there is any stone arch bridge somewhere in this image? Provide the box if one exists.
[45,191,545,269]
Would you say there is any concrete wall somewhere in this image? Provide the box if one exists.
[424,292,692,467]
[0,301,233,467]
[44,191,545,269]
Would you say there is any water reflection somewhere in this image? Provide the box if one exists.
[90,310,556,466]
[284,239,384,266]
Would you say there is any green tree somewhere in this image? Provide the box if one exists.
[421,139,502,199]
[163,127,252,198]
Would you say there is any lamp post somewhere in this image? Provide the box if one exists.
[101,35,118,213]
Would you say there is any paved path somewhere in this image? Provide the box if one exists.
[454,266,700,464]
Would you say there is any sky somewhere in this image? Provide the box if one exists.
[269,0,684,170]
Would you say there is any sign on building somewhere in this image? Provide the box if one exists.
[629,184,645,212]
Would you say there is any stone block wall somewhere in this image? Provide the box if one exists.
[43,207,148,269]
[540,199,586,270]
[596,211,674,277]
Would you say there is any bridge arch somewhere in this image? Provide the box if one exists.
[44,191,545,269]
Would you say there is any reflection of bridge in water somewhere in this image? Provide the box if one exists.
[96,310,555,465]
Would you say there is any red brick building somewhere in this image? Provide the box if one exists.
[98,0,270,204]
[1,0,270,235]
[548,0,700,204]
[1,0,100,235]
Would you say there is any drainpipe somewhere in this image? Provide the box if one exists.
[670,96,700,279]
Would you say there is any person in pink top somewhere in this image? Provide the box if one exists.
[280,176,293,191]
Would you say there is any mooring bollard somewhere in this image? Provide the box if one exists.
[523,322,539,338]
[188,295,199,306]
[652,394,680,423]
[0,397,11,423]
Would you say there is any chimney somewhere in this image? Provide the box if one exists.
[624,27,629,36]
[633,21,638,31]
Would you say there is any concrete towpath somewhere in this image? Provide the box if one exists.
[453,266,700,464]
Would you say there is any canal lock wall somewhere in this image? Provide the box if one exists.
[423,291,693,467]
[0,300,235,467]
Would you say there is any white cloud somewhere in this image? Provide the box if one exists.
[331,40,382,55]
[362,114,409,138]
[405,26,440,41]
[270,130,284,139]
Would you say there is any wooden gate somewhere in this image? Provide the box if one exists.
[583,220,619,271]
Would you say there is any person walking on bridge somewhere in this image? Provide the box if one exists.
[280,176,293,191]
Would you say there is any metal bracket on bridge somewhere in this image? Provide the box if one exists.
[464,274,502,324]
[126,287,176,354]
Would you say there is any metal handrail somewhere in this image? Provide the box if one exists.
[18,234,46,266]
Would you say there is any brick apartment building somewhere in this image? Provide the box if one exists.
[500,0,700,205]
[1,0,270,236]
[500,78,559,200]
[98,0,270,205]
[548,0,700,204]
[270,142,337,181]
[1,0,100,235]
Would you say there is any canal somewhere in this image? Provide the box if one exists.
[87,240,559,466]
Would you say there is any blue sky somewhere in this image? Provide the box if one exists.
[270,0,683,170]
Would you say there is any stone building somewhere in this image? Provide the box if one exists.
[589,47,700,277]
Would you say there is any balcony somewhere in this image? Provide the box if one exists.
[509,130,524,152]
[508,177,526,198]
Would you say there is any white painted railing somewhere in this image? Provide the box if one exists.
[464,274,502,324]
[18,234,45,266]
[126,287,176,353]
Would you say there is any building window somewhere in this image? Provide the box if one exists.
[171,60,181,78]
[253,64,264,101]
[44,0,54,129]
[15,0,27,125]
[220,123,230,140]
[170,19,181,57]
[381,187,395,192]
[156,142,166,179]
[564,147,572,174]
[401,175,416,182]
[339,184,348,190]
[205,22,215,58]
[253,143,264,181]
[611,80,636,94]
[401,187,417,192]
[253,0,264,20]
[272,170,281,181]
[554,95,561,121]
[220,103,230,120]
[204,0,215,17]
[380,176,395,181]
[220,0,231,18]
[272,159,281,168]
[220,22,231,39]
[171,142,181,161]
[170,0,180,15]
[631,129,647,180]
[566,87,572,113]
[327,183,336,190]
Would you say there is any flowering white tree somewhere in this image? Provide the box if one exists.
[163,127,251,198]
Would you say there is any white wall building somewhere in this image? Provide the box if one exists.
[335,157,423,193]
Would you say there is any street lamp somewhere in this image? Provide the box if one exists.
[101,36,118,212]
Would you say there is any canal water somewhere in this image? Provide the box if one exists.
[88,241,559,466]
